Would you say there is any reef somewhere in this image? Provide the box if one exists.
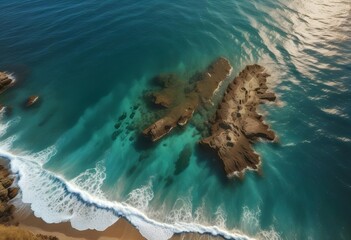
[200,64,276,177]
[143,57,232,141]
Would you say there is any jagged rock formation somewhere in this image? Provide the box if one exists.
[143,58,232,141]
[0,72,15,112]
[200,64,276,177]
[0,162,58,239]
[0,164,18,225]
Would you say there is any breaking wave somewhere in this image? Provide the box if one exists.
[0,137,255,240]
[0,115,281,240]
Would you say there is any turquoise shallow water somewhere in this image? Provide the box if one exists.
[0,1,350,239]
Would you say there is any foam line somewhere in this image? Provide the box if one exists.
[0,148,254,240]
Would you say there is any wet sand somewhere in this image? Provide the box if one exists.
[17,211,225,240]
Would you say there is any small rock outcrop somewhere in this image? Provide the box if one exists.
[143,58,232,141]
[25,95,39,107]
[0,72,14,94]
[0,72,15,112]
[200,64,276,177]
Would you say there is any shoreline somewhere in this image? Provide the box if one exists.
[14,193,228,240]
[18,213,146,240]
[0,64,260,240]
[0,158,146,240]
[0,159,231,240]
[0,68,247,240]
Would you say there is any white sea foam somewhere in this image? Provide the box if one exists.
[0,148,255,240]
[321,107,348,118]
[26,145,57,166]
[278,86,290,91]
[241,207,261,234]
[214,207,227,229]
[4,72,16,83]
[0,135,18,152]
[240,207,281,240]
[71,161,107,197]
[336,137,351,143]
[0,114,256,240]
[0,116,20,138]
[257,227,282,240]
[125,181,154,212]
[283,142,296,147]
[194,201,209,225]
[166,198,193,224]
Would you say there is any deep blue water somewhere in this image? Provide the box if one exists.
[0,1,350,239]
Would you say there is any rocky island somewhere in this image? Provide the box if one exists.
[143,57,232,141]
[140,59,277,178]
[200,64,276,177]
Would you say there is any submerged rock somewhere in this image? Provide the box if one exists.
[129,111,135,119]
[143,57,232,141]
[114,122,122,129]
[118,112,127,121]
[174,144,192,175]
[147,74,185,108]
[111,130,122,141]
[200,65,276,177]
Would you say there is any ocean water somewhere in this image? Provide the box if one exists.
[0,0,350,239]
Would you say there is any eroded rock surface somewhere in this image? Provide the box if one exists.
[0,162,58,239]
[143,58,232,141]
[0,163,18,225]
[200,64,276,177]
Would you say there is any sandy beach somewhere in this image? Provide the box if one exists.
[17,210,225,240]
[18,214,146,240]
[0,160,224,240]
[16,211,224,240]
